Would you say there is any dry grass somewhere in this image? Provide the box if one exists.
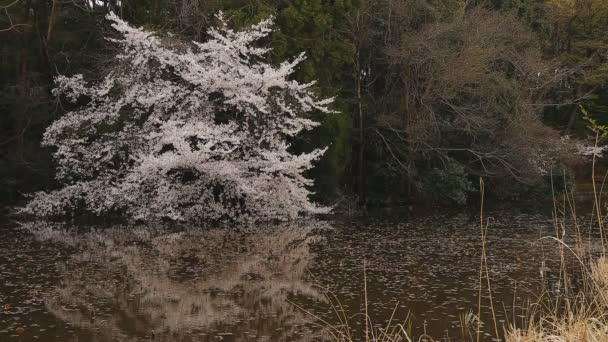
[504,147,608,342]
[292,258,417,342]
[505,255,608,342]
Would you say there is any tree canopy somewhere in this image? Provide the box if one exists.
[20,13,333,223]
[2,0,607,213]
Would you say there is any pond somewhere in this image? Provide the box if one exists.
[0,210,597,341]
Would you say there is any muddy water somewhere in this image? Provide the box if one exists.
[0,212,593,341]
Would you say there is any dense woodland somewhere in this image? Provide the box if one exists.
[2,0,608,210]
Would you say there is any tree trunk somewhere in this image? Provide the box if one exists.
[17,0,34,96]
[565,104,578,133]
[46,0,60,45]
[355,50,365,204]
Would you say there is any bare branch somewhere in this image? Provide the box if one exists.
[0,0,29,33]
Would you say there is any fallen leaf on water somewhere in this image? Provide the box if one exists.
[3,304,10,310]
[15,327,25,333]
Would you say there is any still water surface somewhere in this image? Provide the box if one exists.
[0,211,592,341]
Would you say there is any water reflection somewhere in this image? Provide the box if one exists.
[12,222,331,341]
[0,212,595,341]
[307,213,586,340]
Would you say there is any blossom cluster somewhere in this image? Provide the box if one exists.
[22,13,333,223]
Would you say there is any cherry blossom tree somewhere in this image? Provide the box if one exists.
[21,13,334,223]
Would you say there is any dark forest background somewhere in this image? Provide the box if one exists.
[2,0,607,208]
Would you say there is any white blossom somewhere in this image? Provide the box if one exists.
[559,135,607,159]
[21,13,333,223]
[575,143,608,158]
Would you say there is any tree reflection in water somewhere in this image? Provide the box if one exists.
[23,221,332,341]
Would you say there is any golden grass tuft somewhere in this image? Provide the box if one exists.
[505,146,608,342]
[506,257,608,342]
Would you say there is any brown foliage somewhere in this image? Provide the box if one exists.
[383,7,578,183]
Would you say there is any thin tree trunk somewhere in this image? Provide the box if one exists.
[566,105,578,133]
[386,0,391,44]
[356,50,365,204]
[17,0,34,96]
[46,0,60,45]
